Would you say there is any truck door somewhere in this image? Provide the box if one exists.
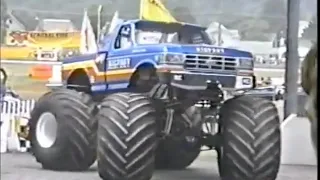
[105,24,133,90]
[93,52,108,91]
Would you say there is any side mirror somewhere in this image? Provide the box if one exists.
[0,68,8,85]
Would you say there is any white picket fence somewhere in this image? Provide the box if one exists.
[1,99,36,153]
[1,99,35,116]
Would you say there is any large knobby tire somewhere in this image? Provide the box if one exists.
[149,83,168,99]
[97,93,157,180]
[155,106,202,169]
[217,95,281,180]
[28,89,98,171]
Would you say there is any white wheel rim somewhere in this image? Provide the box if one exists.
[36,112,58,148]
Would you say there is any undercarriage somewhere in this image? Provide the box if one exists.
[149,78,224,147]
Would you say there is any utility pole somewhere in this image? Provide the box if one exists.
[217,22,222,46]
[97,5,103,44]
[284,0,300,118]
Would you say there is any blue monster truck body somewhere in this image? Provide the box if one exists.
[32,19,282,180]
[60,19,255,94]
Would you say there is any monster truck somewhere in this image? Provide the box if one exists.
[29,20,281,180]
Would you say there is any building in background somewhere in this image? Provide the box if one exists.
[35,19,77,32]
[206,22,241,48]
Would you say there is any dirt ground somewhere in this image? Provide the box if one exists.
[1,151,317,180]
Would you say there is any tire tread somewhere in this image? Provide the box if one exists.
[29,89,97,171]
[219,96,281,180]
[97,93,157,180]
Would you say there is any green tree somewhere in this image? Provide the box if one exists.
[260,0,287,33]
[0,0,8,23]
[172,6,197,24]
[302,16,317,42]
[233,18,271,41]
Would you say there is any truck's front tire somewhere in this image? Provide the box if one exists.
[97,93,157,180]
[217,96,281,180]
[29,89,97,171]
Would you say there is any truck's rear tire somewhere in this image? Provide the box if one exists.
[97,93,157,180]
[29,89,97,171]
[155,106,202,169]
[217,96,281,180]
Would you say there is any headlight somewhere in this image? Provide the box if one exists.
[68,51,74,56]
[239,58,253,68]
[158,54,184,64]
[62,48,80,58]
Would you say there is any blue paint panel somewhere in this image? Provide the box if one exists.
[63,54,97,64]
[166,44,253,58]
[108,46,163,58]
[62,44,252,65]
[91,81,129,93]
[107,46,163,70]
[91,83,130,92]
[108,83,130,90]
[91,84,107,92]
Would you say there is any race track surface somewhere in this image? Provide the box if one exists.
[1,152,317,180]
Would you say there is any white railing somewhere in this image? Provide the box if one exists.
[1,99,36,153]
[1,99,36,117]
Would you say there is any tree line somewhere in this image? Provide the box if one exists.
[1,0,317,42]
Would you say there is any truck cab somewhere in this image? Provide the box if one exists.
[59,19,256,95]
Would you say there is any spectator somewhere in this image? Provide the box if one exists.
[265,77,272,85]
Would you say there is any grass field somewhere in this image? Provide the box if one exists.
[2,64,49,99]
[2,63,287,99]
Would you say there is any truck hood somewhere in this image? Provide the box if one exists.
[139,44,253,58]
[165,44,253,58]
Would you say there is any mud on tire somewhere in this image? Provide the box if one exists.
[29,89,97,171]
[217,95,281,180]
[97,93,157,180]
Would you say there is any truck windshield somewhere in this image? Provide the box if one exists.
[134,21,212,45]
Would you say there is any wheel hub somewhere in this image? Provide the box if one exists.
[36,112,58,148]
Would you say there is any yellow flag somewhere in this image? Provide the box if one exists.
[140,0,177,23]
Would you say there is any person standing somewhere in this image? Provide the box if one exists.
[301,42,318,156]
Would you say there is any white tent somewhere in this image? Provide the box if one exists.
[79,9,98,54]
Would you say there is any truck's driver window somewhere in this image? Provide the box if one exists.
[114,25,132,49]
